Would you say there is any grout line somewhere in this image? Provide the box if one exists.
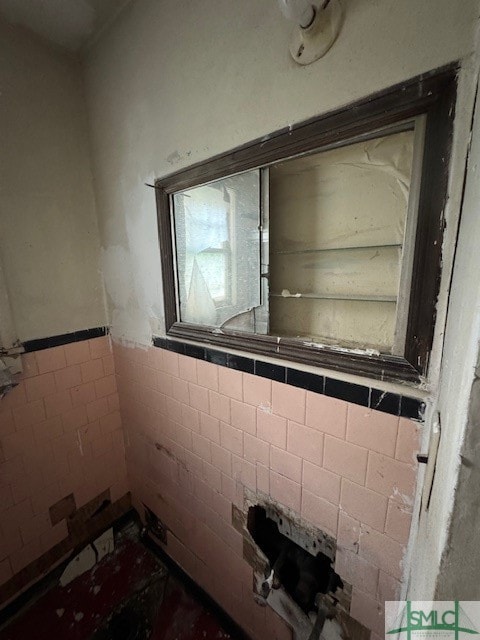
[153,338,424,421]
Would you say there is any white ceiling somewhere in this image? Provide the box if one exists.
[0,0,132,51]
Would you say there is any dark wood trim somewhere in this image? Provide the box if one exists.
[156,189,178,333]
[155,64,458,384]
[167,322,419,383]
[404,73,457,371]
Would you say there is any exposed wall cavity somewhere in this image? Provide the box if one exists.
[247,506,342,609]
[235,489,370,640]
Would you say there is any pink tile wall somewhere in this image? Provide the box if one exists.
[0,337,127,593]
[115,344,421,639]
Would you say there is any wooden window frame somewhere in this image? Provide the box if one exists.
[155,65,457,384]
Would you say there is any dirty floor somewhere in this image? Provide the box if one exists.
[1,524,235,640]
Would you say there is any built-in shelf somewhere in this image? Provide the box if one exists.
[271,243,402,256]
[270,292,397,302]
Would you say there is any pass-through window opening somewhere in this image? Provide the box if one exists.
[155,67,457,383]
[170,126,420,354]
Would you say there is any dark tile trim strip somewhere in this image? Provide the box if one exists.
[255,360,286,382]
[287,368,324,394]
[152,337,425,421]
[23,326,109,353]
[370,389,401,416]
[227,354,254,374]
[325,378,370,407]
[206,349,227,366]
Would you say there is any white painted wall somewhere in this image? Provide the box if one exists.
[0,18,107,341]
[83,0,479,358]
[83,0,480,597]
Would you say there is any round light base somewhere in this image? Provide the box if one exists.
[289,0,343,65]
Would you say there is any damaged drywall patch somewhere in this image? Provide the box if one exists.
[124,182,163,315]
[101,176,164,346]
[101,241,155,345]
[166,150,182,165]
[166,149,192,165]
[110,308,154,347]
[101,245,135,310]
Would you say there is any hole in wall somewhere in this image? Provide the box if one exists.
[247,505,343,614]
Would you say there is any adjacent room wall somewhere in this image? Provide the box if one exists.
[0,20,127,606]
[0,18,106,342]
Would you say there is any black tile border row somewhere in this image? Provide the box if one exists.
[152,337,425,422]
[22,327,109,353]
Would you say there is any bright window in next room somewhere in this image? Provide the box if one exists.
[156,68,456,383]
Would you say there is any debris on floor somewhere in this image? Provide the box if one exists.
[59,545,97,588]
[1,521,235,640]
[60,527,115,587]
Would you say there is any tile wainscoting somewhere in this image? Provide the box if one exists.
[116,342,421,639]
[0,335,128,605]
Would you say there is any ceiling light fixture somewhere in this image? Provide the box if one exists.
[278,0,342,65]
